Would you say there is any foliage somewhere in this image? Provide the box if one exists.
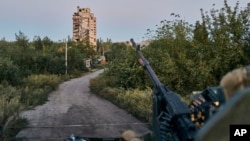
[0,31,97,140]
[115,88,152,121]
[67,42,92,73]
[140,0,250,95]
[0,57,21,86]
[21,74,63,106]
[1,33,96,77]
[90,74,152,122]
[0,0,249,139]
[0,83,27,141]
[15,31,29,51]
[97,38,112,56]
[89,73,110,94]
[200,0,250,78]
[89,1,250,124]
[104,42,149,89]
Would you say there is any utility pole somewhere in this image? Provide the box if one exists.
[65,39,68,80]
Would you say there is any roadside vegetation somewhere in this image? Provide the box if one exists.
[90,0,250,122]
[0,34,97,140]
[0,0,249,140]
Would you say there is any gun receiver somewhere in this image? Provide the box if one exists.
[130,39,196,141]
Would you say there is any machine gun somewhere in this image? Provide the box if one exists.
[130,39,197,141]
[189,86,225,127]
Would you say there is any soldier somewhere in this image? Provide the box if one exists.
[220,66,250,100]
[195,66,250,141]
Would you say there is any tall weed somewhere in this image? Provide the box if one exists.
[90,73,153,121]
[21,74,63,106]
[0,83,27,141]
[116,88,152,121]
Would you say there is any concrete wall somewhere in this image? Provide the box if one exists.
[73,6,97,48]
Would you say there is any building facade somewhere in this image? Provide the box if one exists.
[72,6,96,47]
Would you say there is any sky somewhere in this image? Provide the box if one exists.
[0,0,249,42]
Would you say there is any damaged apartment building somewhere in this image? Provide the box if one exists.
[72,6,97,47]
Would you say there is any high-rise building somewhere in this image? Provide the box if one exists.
[72,6,96,47]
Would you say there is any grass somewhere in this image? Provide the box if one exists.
[90,74,152,122]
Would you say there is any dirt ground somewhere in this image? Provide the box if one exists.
[16,70,150,141]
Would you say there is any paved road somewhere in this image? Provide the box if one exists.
[17,70,150,140]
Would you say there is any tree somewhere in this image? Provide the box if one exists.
[193,21,208,44]
[15,31,29,51]
[96,38,103,55]
[0,57,21,85]
[200,0,250,79]
[33,36,43,50]
[103,42,148,89]
[107,0,250,96]
[42,36,53,48]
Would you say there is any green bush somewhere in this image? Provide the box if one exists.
[89,73,111,94]
[90,74,152,121]
[115,88,152,121]
[0,83,27,141]
[0,57,22,86]
[104,42,149,89]
[98,1,250,97]
[23,74,62,90]
[21,74,63,106]
[99,87,121,101]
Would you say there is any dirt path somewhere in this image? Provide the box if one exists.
[16,70,150,140]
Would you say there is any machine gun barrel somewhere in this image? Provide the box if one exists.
[130,38,196,141]
[130,38,162,88]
